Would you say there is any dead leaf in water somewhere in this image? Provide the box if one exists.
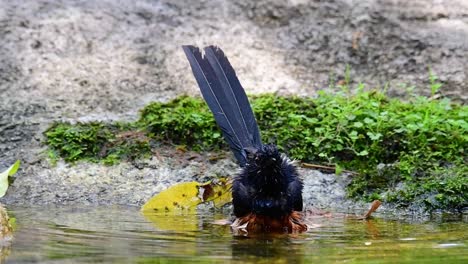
[141,182,201,212]
[305,200,382,223]
[141,178,232,212]
[354,200,382,220]
[362,200,382,219]
[200,178,232,207]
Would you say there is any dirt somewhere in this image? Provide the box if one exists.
[0,0,466,211]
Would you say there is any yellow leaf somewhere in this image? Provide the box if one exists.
[141,181,202,212]
[200,178,232,208]
[140,178,233,213]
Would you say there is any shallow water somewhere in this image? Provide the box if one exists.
[3,206,467,263]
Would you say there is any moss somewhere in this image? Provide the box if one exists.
[138,95,223,151]
[44,90,467,211]
[44,122,151,165]
[385,166,467,210]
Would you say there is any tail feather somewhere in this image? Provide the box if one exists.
[203,46,262,148]
[183,45,262,166]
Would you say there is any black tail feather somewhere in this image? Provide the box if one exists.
[182,45,262,166]
[202,46,262,148]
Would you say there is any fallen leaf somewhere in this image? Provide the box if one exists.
[0,160,20,198]
[141,178,232,212]
[141,182,202,212]
[342,200,382,220]
[362,200,382,219]
[201,178,232,207]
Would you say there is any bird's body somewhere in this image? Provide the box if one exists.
[183,46,306,233]
[232,144,306,232]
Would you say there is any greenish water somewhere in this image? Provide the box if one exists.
[3,206,467,263]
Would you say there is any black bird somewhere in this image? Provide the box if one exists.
[182,46,306,233]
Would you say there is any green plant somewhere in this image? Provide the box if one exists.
[428,67,443,96]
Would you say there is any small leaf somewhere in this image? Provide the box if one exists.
[366,132,382,141]
[353,122,363,128]
[0,160,20,198]
[357,150,369,156]
[363,118,374,124]
[335,163,343,175]
[314,127,325,133]
[393,128,405,133]
[349,131,359,141]
[362,200,382,219]
[305,117,318,124]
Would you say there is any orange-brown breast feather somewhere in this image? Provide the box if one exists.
[231,211,307,233]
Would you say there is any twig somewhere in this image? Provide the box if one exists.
[301,162,359,175]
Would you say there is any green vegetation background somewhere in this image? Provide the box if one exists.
[45,80,467,212]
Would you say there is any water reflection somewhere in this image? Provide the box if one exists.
[4,206,467,263]
[232,235,305,263]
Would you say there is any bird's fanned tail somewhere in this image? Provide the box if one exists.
[182,45,262,166]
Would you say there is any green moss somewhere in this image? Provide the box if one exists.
[138,96,223,151]
[44,122,151,165]
[45,122,112,162]
[385,166,467,210]
[44,90,467,211]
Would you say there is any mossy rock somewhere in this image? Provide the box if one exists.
[44,91,468,211]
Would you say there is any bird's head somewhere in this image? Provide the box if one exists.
[245,144,282,169]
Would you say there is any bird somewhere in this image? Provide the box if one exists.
[182,45,307,233]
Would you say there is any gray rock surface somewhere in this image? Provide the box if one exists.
[0,0,466,209]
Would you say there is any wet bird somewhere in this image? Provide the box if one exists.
[183,46,306,233]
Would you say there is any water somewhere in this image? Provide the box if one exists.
[3,206,467,263]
